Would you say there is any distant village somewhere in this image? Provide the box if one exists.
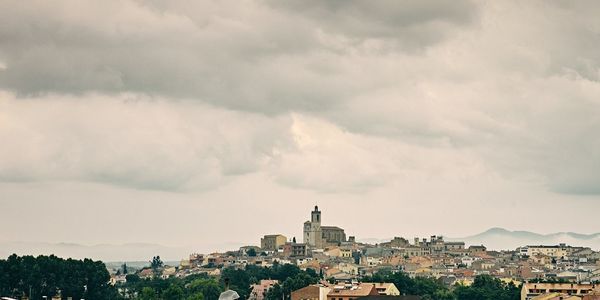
[111,206,600,300]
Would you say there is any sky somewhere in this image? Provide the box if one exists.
[1,0,600,258]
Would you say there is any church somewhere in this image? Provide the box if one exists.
[303,206,346,249]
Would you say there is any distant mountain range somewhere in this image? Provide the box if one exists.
[0,241,192,262]
[2,228,600,262]
[449,227,600,251]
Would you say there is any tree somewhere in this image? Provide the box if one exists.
[188,278,222,300]
[247,248,257,257]
[139,287,158,300]
[126,274,140,284]
[122,263,128,275]
[0,254,113,300]
[150,256,164,278]
[361,270,448,299]
[162,284,185,300]
[454,275,520,300]
[151,256,164,270]
[187,293,205,300]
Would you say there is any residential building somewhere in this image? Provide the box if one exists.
[283,242,309,257]
[468,245,487,254]
[445,242,465,251]
[519,245,568,258]
[327,283,379,300]
[364,283,400,296]
[261,234,287,252]
[521,282,600,300]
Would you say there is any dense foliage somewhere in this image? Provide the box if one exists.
[453,275,520,300]
[122,274,222,300]
[0,254,115,300]
[122,263,320,300]
[220,263,319,300]
[363,271,451,300]
[363,272,520,300]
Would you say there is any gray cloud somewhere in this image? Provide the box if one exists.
[0,93,295,191]
[0,1,599,195]
[266,0,478,50]
[0,0,478,113]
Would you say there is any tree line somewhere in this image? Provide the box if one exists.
[0,254,115,300]
[362,272,521,300]
[121,262,320,300]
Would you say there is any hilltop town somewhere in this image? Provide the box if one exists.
[108,206,600,300]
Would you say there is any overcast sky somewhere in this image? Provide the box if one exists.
[1,0,600,256]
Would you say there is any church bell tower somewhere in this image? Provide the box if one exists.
[303,205,323,248]
[311,205,321,224]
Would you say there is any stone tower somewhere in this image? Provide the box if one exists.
[303,205,323,248]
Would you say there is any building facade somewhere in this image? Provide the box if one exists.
[261,234,287,251]
[303,206,346,249]
[322,226,346,245]
[304,206,324,248]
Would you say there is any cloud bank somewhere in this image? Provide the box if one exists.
[0,0,599,195]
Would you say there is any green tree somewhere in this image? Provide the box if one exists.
[150,256,164,270]
[188,278,222,300]
[126,274,140,284]
[0,254,113,300]
[247,249,257,257]
[362,270,449,299]
[187,292,205,300]
[139,287,158,300]
[162,284,185,300]
[454,275,520,300]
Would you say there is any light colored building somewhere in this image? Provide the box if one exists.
[519,245,568,258]
[445,242,465,251]
[363,283,400,296]
[468,245,487,254]
[283,242,309,257]
[402,246,427,258]
[161,266,177,279]
[336,263,359,275]
[521,282,600,300]
[361,256,383,266]
[327,283,379,300]
[261,234,287,251]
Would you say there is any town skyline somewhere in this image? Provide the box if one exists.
[2,205,600,262]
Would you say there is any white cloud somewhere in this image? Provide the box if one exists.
[0,92,293,191]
